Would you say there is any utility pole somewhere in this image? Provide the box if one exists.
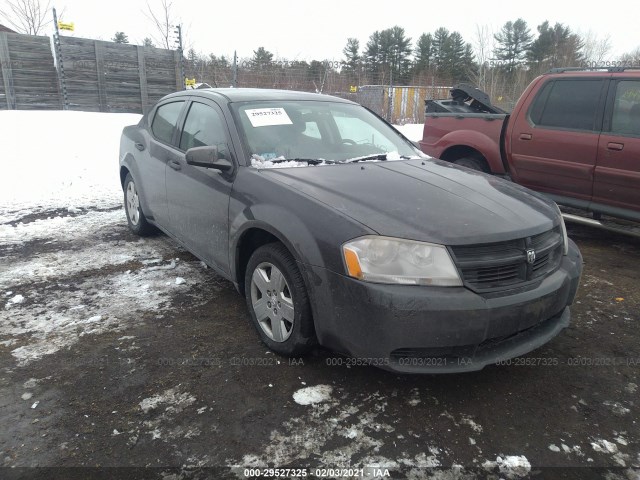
[233,50,238,88]
[175,24,185,89]
[52,7,69,110]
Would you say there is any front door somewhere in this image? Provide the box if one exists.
[165,100,234,274]
[509,78,606,202]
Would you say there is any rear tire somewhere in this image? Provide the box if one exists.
[454,156,490,173]
[244,243,316,356]
[123,173,154,236]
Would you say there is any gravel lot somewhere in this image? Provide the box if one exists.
[0,204,638,480]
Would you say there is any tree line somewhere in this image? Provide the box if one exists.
[3,0,639,105]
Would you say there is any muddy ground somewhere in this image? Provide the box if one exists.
[0,207,638,480]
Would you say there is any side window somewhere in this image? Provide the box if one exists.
[151,101,184,144]
[179,102,229,158]
[531,80,603,131]
[611,80,640,136]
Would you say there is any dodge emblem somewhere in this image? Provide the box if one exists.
[526,249,536,264]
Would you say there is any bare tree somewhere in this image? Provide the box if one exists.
[581,30,612,65]
[0,0,52,35]
[472,24,493,91]
[619,47,640,66]
[144,0,175,50]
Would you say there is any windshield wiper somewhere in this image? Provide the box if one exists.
[342,153,388,164]
[264,158,334,165]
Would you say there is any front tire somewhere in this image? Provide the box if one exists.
[454,156,490,173]
[244,243,316,356]
[123,173,154,236]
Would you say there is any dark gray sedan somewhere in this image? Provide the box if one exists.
[119,88,582,373]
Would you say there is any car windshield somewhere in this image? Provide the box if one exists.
[231,100,423,166]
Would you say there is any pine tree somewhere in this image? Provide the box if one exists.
[142,37,154,47]
[364,31,382,77]
[493,19,532,74]
[528,22,583,70]
[414,33,434,74]
[112,32,129,44]
[432,27,450,73]
[251,47,274,69]
[342,38,360,73]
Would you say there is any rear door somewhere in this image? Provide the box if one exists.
[165,99,235,274]
[144,100,187,227]
[509,78,607,203]
[594,78,640,217]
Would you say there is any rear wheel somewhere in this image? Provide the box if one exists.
[123,173,154,236]
[454,156,490,173]
[244,243,316,356]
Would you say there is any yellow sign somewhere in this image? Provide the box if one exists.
[185,78,196,87]
[349,85,358,93]
[58,21,74,31]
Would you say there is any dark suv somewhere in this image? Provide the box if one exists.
[119,88,583,373]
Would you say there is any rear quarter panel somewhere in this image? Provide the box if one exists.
[419,114,507,173]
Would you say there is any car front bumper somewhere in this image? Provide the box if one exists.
[302,239,582,373]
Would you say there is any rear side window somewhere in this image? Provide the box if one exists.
[610,80,640,136]
[151,101,184,144]
[529,80,603,131]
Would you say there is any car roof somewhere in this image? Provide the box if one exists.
[161,88,356,105]
[544,67,640,78]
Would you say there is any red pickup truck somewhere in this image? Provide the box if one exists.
[419,69,640,223]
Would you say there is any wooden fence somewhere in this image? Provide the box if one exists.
[0,31,182,113]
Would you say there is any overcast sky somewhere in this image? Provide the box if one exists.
[37,0,639,61]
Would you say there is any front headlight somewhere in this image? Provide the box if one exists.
[342,236,462,286]
[554,203,569,255]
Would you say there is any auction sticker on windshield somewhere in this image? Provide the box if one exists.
[246,108,293,127]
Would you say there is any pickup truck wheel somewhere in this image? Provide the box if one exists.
[123,173,154,236]
[245,243,316,356]
[454,157,490,173]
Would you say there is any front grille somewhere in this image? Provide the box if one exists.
[450,226,563,293]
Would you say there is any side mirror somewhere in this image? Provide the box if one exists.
[185,146,233,171]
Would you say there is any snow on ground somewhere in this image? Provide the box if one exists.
[0,110,141,224]
[138,386,200,442]
[0,110,214,366]
[393,124,423,143]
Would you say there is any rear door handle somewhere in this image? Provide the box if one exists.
[168,159,182,171]
[134,142,145,151]
[519,133,532,140]
[607,142,624,151]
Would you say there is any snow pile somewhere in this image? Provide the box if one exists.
[483,455,531,479]
[393,124,423,143]
[251,155,312,169]
[0,110,141,223]
[292,385,333,405]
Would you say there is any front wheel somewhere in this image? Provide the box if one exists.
[123,173,154,236]
[244,243,316,356]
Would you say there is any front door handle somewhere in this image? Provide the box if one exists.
[134,142,145,151]
[607,142,624,151]
[168,159,182,171]
[519,133,532,140]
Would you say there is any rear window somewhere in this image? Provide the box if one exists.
[528,80,603,131]
[151,101,184,145]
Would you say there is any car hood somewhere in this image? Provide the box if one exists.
[259,159,558,245]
